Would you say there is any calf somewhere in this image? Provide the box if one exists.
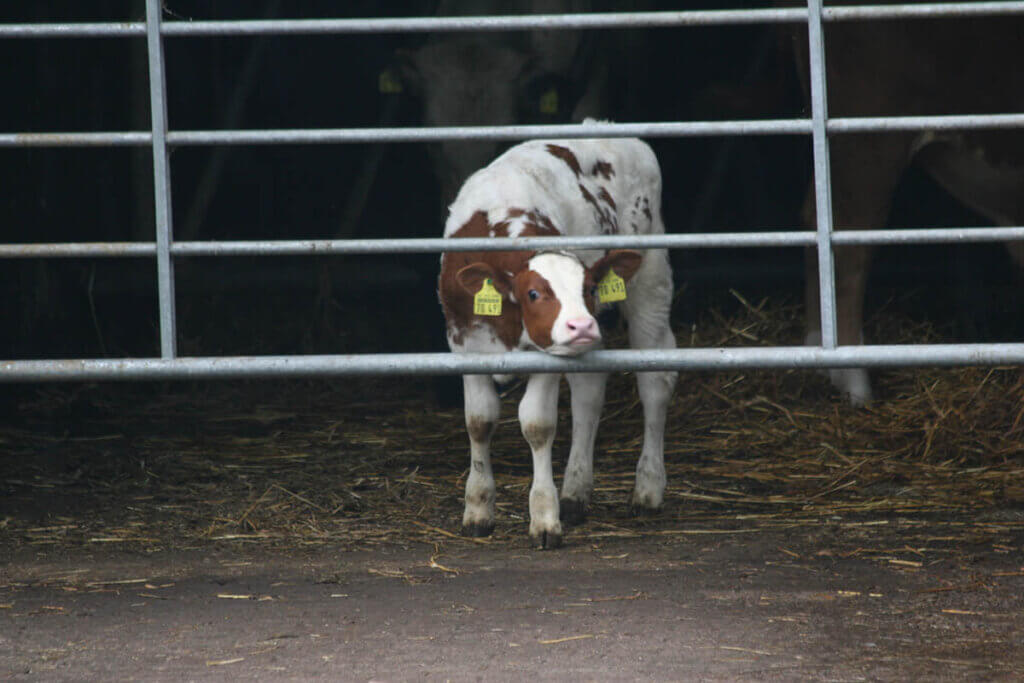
[439,131,677,548]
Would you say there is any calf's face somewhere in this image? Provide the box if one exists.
[457,250,642,356]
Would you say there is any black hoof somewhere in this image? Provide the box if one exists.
[461,522,494,538]
[559,499,588,527]
[629,503,662,518]
[530,530,563,550]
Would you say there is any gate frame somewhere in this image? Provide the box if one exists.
[4,1,1024,381]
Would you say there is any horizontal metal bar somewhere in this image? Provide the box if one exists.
[4,343,1024,382]
[0,9,805,40]
[825,1,1024,21]
[169,233,815,257]
[166,120,811,146]
[0,242,156,258]
[5,226,1024,260]
[161,10,810,36]
[832,226,1024,246]
[7,111,1024,148]
[7,3,1024,40]
[830,113,1024,134]
[0,22,146,38]
[0,121,808,148]
[0,132,151,147]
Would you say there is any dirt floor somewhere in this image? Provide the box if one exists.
[2,512,1022,681]
[2,300,1023,680]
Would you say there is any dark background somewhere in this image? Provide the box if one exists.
[1,1,1018,363]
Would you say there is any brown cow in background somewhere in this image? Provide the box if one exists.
[790,1,1024,404]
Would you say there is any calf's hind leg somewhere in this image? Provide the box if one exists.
[622,250,678,512]
[560,371,608,526]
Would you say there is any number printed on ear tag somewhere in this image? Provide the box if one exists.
[597,270,627,303]
[473,278,503,316]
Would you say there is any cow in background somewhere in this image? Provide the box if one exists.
[399,0,608,207]
[789,2,1024,404]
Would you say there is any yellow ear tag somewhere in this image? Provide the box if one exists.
[473,278,503,316]
[378,69,403,94]
[597,270,627,303]
[539,87,559,115]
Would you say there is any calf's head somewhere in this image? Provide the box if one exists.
[457,250,642,356]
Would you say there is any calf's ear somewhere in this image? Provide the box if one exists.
[591,249,643,284]
[456,263,515,298]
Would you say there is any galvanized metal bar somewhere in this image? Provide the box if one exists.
[0,22,147,38]
[166,120,811,146]
[7,3,1024,40]
[5,225,1024,260]
[0,10,806,40]
[805,0,838,349]
[4,343,1024,382]
[7,111,1024,148]
[0,132,151,147]
[158,9,808,36]
[0,243,156,258]
[832,226,1024,246]
[825,1,1024,21]
[829,113,1024,134]
[169,233,816,256]
[145,0,177,359]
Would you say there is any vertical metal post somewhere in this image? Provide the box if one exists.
[806,0,838,348]
[145,0,178,358]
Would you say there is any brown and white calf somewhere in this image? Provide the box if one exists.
[438,130,677,548]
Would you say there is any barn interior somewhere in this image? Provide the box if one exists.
[1,2,1022,679]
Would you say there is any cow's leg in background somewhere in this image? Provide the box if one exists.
[803,133,912,406]
[804,242,875,405]
[621,248,677,513]
[461,374,501,537]
[560,370,608,526]
[519,372,563,549]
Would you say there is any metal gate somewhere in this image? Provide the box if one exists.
[4,0,1024,382]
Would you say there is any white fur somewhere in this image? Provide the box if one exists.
[443,132,677,548]
[526,253,598,355]
[804,330,873,406]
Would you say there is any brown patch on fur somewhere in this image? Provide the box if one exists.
[582,270,599,314]
[591,160,614,180]
[466,415,495,442]
[578,184,597,206]
[546,144,582,176]
[521,420,555,448]
[591,250,643,286]
[504,207,558,234]
[579,184,618,235]
[597,187,616,210]
[513,270,560,350]
[439,211,561,350]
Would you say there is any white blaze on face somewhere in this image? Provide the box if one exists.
[528,253,600,356]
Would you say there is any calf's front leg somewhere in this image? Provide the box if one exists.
[519,372,562,549]
[461,374,500,537]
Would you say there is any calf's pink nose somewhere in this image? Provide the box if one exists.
[566,317,597,335]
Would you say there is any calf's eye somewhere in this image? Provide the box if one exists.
[528,289,539,302]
